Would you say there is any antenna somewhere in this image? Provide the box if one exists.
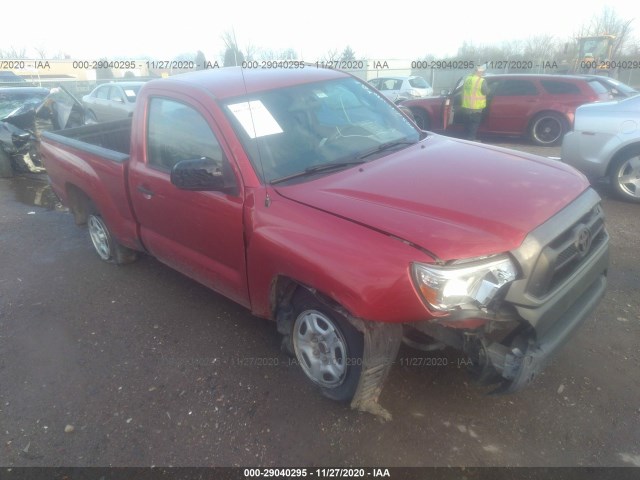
[236,49,272,207]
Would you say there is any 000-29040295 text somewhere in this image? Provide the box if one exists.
[243,468,392,478]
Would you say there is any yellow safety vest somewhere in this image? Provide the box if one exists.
[462,75,486,110]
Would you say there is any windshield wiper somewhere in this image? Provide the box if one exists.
[356,140,416,160]
[270,160,366,185]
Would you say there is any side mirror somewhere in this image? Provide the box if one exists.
[440,89,450,96]
[171,157,230,191]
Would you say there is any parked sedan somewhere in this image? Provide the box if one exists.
[82,82,145,122]
[402,74,610,145]
[369,76,433,103]
[562,94,640,203]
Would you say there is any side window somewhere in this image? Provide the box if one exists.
[147,98,234,186]
[109,87,124,102]
[380,79,393,90]
[587,80,608,95]
[96,86,110,99]
[540,80,581,95]
[494,80,538,96]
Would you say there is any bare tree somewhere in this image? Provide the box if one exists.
[0,46,27,59]
[523,35,561,62]
[173,52,196,61]
[320,49,340,62]
[281,48,298,60]
[244,43,259,62]
[34,46,48,59]
[256,48,298,61]
[576,6,634,59]
[221,30,244,67]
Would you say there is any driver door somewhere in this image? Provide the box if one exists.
[128,93,249,307]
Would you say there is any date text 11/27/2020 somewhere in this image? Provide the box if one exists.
[231,356,474,368]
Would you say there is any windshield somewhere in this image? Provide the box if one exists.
[0,89,49,120]
[606,78,638,95]
[409,77,430,89]
[222,77,419,183]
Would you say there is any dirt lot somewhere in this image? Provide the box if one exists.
[1,139,639,468]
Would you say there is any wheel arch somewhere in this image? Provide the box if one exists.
[271,275,349,334]
[605,142,640,178]
[65,182,95,225]
[527,110,571,145]
[407,106,431,129]
[527,109,571,131]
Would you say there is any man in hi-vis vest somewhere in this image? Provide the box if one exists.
[461,64,489,141]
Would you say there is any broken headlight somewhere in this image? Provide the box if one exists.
[412,256,517,312]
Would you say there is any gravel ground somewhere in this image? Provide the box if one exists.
[1,139,638,467]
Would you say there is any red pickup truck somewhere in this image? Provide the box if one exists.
[41,67,609,418]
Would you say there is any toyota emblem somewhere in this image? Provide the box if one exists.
[575,226,592,256]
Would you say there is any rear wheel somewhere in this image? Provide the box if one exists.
[610,150,640,203]
[87,212,137,264]
[291,289,363,402]
[529,112,566,146]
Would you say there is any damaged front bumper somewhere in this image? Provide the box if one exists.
[469,269,607,394]
[306,189,609,419]
[413,188,610,393]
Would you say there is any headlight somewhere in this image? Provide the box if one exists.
[412,256,517,312]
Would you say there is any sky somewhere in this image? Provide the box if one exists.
[1,0,638,62]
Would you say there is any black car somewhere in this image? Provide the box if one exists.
[0,86,88,177]
[0,70,27,85]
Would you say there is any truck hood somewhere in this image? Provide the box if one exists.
[274,135,589,261]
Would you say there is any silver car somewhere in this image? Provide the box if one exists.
[562,94,640,203]
[82,82,145,122]
[368,76,433,104]
[578,75,638,99]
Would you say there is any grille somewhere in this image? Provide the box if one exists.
[527,204,607,298]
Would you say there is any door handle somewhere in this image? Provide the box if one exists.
[137,185,155,199]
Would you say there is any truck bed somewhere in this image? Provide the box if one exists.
[42,118,131,162]
[40,117,139,250]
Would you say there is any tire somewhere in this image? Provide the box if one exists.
[291,289,363,402]
[529,112,567,146]
[610,150,640,203]
[411,109,430,130]
[87,213,138,264]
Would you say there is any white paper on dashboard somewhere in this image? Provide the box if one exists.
[227,100,283,139]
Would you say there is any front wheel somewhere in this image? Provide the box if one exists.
[529,112,566,146]
[88,213,137,264]
[291,290,363,402]
[610,150,640,203]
